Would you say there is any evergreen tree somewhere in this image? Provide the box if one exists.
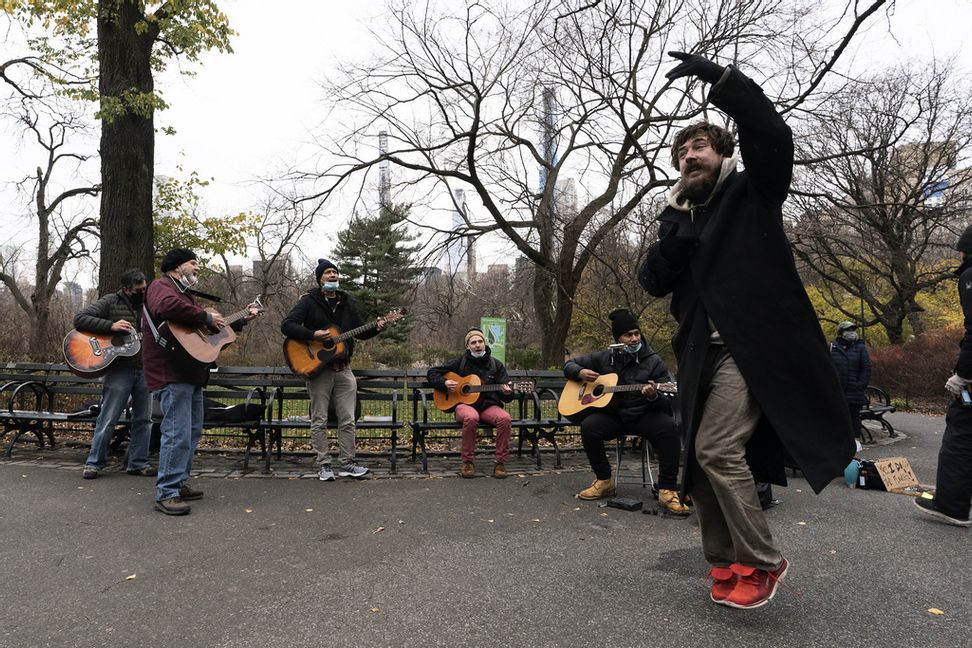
[333,204,420,342]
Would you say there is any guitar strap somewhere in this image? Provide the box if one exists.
[458,354,496,376]
[142,305,168,349]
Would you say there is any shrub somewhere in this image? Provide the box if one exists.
[870,328,960,404]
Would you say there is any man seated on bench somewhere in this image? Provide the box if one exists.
[563,309,689,514]
[427,328,513,479]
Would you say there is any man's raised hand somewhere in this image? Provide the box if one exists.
[665,51,725,84]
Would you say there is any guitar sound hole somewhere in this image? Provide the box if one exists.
[591,385,603,397]
[460,385,471,395]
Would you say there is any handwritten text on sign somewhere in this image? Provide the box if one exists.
[874,457,919,492]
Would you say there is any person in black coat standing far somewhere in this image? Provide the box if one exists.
[830,321,871,442]
[639,52,855,610]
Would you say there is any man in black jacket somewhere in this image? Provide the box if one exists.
[563,309,688,513]
[914,226,972,528]
[427,328,514,478]
[281,259,385,481]
[639,52,854,609]
[76,268,154,479]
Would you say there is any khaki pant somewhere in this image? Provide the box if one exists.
[305,366,357,465]
[691,345,782,571]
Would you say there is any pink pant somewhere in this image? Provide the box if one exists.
[454,404,512,463]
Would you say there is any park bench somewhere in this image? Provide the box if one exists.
[258,367,405,474]
[407,369,570,473]
[859,385,896,443]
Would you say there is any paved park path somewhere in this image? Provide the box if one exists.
[0,411,968,647]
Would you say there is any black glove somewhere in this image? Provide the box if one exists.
[658,235,699,267]
[666,51,725,84]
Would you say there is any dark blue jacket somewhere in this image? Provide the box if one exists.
[830,339,870,406]
[563,344,673,422]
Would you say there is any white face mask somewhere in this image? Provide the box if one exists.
[623,342,642,354]
[470,349,486,358]
[841,331,858,342]
[322,281,339,291]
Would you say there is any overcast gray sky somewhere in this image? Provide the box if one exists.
[2,0,971,286]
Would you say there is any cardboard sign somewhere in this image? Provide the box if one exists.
[873,457,919,492]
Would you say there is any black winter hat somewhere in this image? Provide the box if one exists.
[609,308,640,341]
[956,225,972,253]
[315,258,339,284]
[160,248,197,272]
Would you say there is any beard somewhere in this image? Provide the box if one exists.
[680,164,719,204]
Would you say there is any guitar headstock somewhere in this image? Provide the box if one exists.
[381,307,407,325]
[248,295,267,314]
[656,381,678,396]
[513,381,536,394]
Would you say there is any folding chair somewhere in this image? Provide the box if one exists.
[614,434,657,497]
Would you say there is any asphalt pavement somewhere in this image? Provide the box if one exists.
[0,411,968,648]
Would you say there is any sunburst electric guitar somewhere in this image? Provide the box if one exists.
[432,372,536,412]
[283,308,406,378]
[558,373,677,418]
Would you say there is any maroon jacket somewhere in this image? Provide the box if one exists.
[141,275,215,390]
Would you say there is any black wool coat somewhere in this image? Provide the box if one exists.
[639,66,854,494]
[954,256,972,378]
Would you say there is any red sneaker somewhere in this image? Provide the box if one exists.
[708,566,736,604]
[724,558,789,609]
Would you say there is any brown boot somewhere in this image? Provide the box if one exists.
[460,461,476,478]
[576,478,615,500]
[658,489,691,515]
[493,462,507,479]
[154,497,191,516]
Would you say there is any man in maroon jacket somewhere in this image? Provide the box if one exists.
[142,248,259,515]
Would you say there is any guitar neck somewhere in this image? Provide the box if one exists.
[467,383,509,394]
[335,320,379,342]
[604,382,676,395]
[224,307,251,327]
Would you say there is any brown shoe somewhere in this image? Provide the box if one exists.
[493,462,507,479]
[658,488,691,515]
[460,461,476,478]
[576,478,615,500]
[155,497,191,516]
[179,484,204,501]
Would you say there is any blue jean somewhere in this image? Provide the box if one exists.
[155,383,204,501]
[84,364,152,471]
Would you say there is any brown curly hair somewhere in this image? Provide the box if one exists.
[670,122,735,169]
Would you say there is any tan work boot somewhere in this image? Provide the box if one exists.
[658,488,691,515]
[493,462,507,479]
[576,478,616,500]
[460,461,476,478]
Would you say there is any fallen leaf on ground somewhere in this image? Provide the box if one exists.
[599,512,608,517]
[398,519,404,524]
[573,507,581,511]
[370,608,380,614]
[829,550,837,555]
[928,608,944,616]
[531,519,541,522]
[125,574,136,580]
[373,526,385,534]
[304,508,313,512]
[797,521,807,526]
[487,519,494,523]
[244,508,253,513]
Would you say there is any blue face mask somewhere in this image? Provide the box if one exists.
[623,342,642,354]
[322,281,339,291]
[470,350,486,358]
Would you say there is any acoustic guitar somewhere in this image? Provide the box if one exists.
[161,297,264,364]
[62,329,141,377]
[558,373,677,418]
[283,308,406,378]
[432,371,536,412]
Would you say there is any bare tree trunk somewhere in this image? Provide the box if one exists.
[97,0,158,292]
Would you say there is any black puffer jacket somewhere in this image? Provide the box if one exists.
[563,344,673,422]
[280,289,377,362]
[830,339,870,406]
[73,291,142,367]
[427,347,513,411]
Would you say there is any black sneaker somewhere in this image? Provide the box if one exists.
[82,466,100,479]
[126,465,156,477]
[913,496,971,527]
[179,484,204,501]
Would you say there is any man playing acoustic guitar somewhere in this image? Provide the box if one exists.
[75,268,153,480]
[143,248,261,515]
[563,309,688,514]
[427,328,514,479]
[281,259,386,482]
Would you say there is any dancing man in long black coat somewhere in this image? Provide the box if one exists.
[639,52,855,610]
